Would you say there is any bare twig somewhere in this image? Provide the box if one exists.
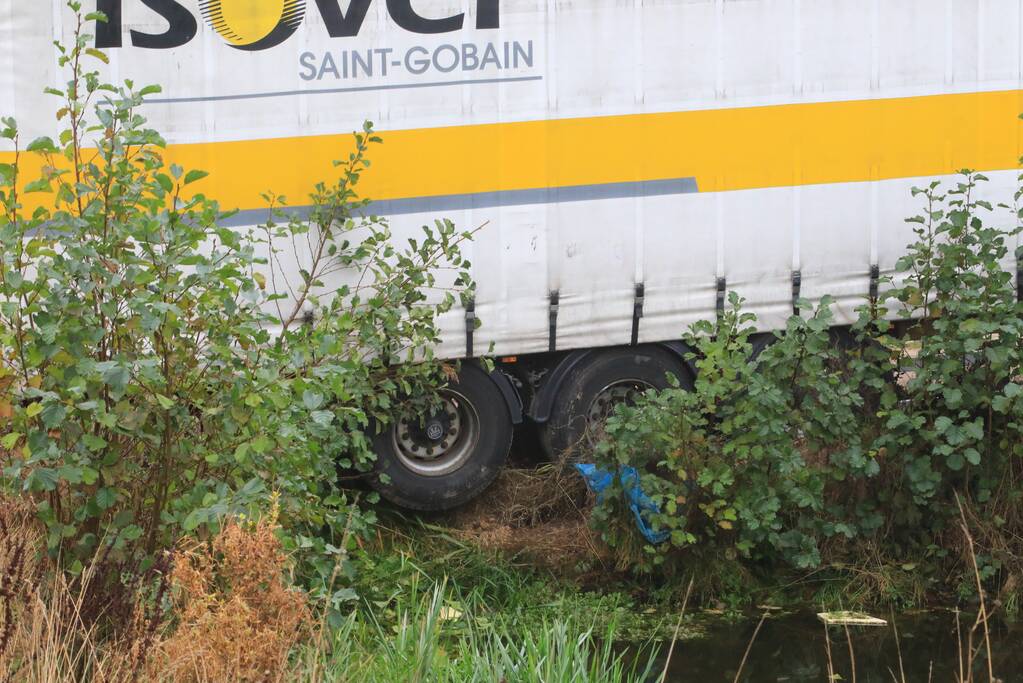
[823,616,836,683]
[891,611,907,683]
[844,624,857,683]
[956,608,965,683]
[658,577,694,683]
[732,612,768,683]
[957,492,995,683]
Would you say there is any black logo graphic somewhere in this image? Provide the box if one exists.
[95,0,501,50]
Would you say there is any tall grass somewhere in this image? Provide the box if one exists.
[0,498,159,683]
[298,580,659,683]
[0,496,659,683]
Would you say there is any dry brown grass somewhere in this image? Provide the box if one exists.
[0,495,160,683]
[149,510,312,683]
[0,493,312,683]
[0,496,40,666]
[446,465,611,571]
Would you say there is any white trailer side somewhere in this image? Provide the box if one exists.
[2,0,1021,507]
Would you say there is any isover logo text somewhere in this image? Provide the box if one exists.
[95,0,502,50]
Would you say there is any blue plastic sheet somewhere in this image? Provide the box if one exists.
[574,463,670,544]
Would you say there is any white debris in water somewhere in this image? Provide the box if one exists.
[817,611,888,627]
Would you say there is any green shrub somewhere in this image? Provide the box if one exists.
[595,169,1023,583]
[0,3,473,607]
[593,295,872,569]
[872,173,1023,527]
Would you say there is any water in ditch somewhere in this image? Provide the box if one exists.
[653,609,1023,682]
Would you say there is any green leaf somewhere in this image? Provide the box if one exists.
[182,509,206,532]
[963,420,985,441]
[251,435,272,453]
[85,48,109,64]
[942,387,963,408]
[25,402,43,418]
[100,364,129,393]
[156,173,173,193]
[1,433,21,449]
[311,410,335,427]
[885,412,909,430]
[26,467,59,492]
[183,170,209,185]
[41,403,66,429]
[58,465,83,485]
[24,178,53,194]
[26,136,57,153]
[95,487,116,510]
[303,390,324,411]
[156,394,175,410]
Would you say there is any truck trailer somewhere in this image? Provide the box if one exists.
[2,0,1021,509]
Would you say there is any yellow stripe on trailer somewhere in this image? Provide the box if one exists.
[3,89,1021,215]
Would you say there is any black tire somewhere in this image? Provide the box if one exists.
[749,332,777,362]
[540,346,692,460]
[370,363,512,511]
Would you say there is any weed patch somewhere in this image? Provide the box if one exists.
[153,509,312,682]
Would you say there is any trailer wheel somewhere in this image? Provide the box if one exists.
[540,346,692,460]
[370,363,512,511]
[749,332,778,362]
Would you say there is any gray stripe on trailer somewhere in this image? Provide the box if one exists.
[144,76,545,104]
[218,177,699,227]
